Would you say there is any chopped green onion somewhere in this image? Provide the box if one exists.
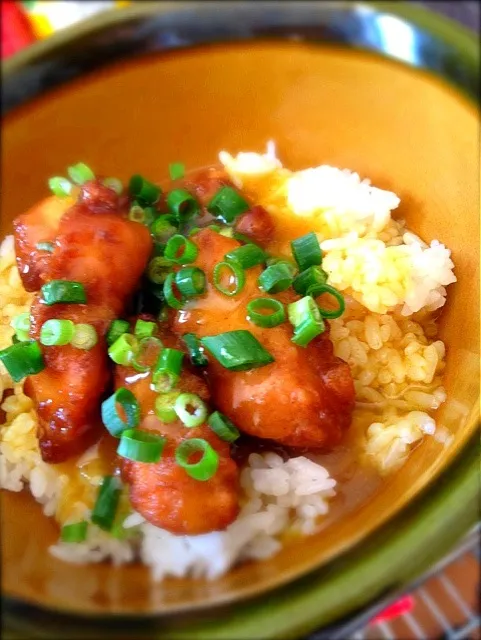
[164,235,199,264]
[207,411,240,443]
[188,226,202,237]
[132,336,163,373]
[41,280,86,305]
[154,391,180,423]
[10,312,30,342]
[71,323,98,350]
[40,319,75,346]
[287,296,325,347]
[153,348,184,391]
[134,319,156,339]
[166,189,200,219]
[174,393,208,428]
[0,341,45,382]
[163,272,184,310]
[67,162,95,185]
[291,232,322,271]
[201,330,274,371]
[224,243,266,269]
[206,224,222,233]
[258,262,295,293]
[129,174,161,205]
[60,521,88,543]
[182,333,208,366]
[175,267,206,298]
[307,284,346,319]
[48,176,72,197]
[103,177,123,194]
[150,216,177,244]
[232,231,253,244]
[91,476,122,531]
[169,162,185,180]
[207,186,250,224]
[129,204,156,226]
[106,319,130,347]
[101,387,140,437]
[146,256,172,285]
[175,438,219,481]
[219,227,234,238]
[35,241,55,253]
[246,298,285,328]
[213,260,245,297]
[108,333,138,366]
[293,265,328,296]
[117,429,166,463]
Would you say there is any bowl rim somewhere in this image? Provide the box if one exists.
[1,1,479,637]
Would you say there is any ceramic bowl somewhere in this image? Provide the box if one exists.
[1,2,479,638]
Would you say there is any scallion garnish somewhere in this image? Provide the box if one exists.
[174,393,208,428]
[10,312,30,342]
[60,521,88,543]
[291,232,322,271]
[67,162,95,185]
[246,298,286,328]
[207,411,240,443]
[166,189,200,220]
[150,216,177,244]
[224,243,266,269]
[153,348,184,392]
[213,260,245,297]
[164,235,199,264]
[103,177,123,194]
[129,175,161,205]
[91,476,122,531]
[219,227,234,238]
[287,296,325,347]
[101,387,141,437]
[129,204,156,226]
[258,261,295,294]
[201,330,274,371]
[40,319,75,346]
[132,336,163,373]
[175,267,206,298]
[71,323,98,350]
[0,341,45,382]
[106,319,130,347]
[134,319,156,339]
[154,391,180,423]
[41,280,87,306]
[108,333,138,366]
[48,176,72,197]
[182,333,208,366]
[175,438,219,481]
[163,272,184,310]
[117,429,166,463]
[207,186,250,224]
[293,265,328,296]
[35,241,55,253]
[146,256,172,285]
[169,162,185,180]
[307,283,346,319]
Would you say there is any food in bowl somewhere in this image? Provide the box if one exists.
[0,145,456,580]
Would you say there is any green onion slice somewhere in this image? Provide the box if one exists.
[91,476,122,531]
[154,391,180,423]
[108,333,138,366]
[153,348,184,391]
[224,243,266,269]
[169,162,185,180]
[0,341,45,382]
[129,204,156,226]
[293,265,328,296]
[207,411,240,443]
[71,323,98,350]
[35,241,55,253]
[287,296,325,347]
[213,260,246,297]
[40,319,75,347]
[246,298,286,328]
[48,176,72,197]
[291,232,322,271]
[134,319,156,339]
[117,429,166,463]
[258,261,295,293]
[146,256,173,285]
[307,283,346,319]
[182,333,208,366]
[174,393,208,428]
[163,272,184,310]
[67,162,95,185]
[150,216,177,244]
[164,235,199,264]
[132,336,163,373]
[41,280,87,305]
[175,267,206,298]
[10,312,30,342]
[106,319,130,347]
[129,174,161,205]
[207,186,250,224]
[201,330,275,371]
[166,189,200,220]
[60,521,88,543]
[103,177,123,194]
[101,387,141,437]
[175,438,219,481]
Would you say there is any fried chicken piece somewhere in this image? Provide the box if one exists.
[116,325,240,535]
[171,229,355,449]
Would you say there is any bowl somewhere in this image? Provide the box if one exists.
[1,2,479,638]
